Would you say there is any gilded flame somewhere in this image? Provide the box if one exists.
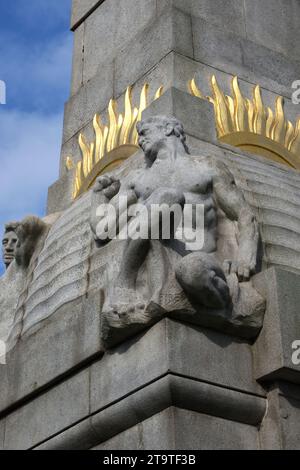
[67,84,164,199]
[189,76,300,170]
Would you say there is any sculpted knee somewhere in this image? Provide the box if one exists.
[175,253,230,309]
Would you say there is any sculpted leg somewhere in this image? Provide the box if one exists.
[116,238,150,290]
[116,187,184,288]
[108,187,185,315]
[175,252,231,309]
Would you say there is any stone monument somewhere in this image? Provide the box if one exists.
[0,0,300,450]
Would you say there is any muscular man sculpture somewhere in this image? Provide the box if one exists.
[2,223,19,269]
[91,115,263,344]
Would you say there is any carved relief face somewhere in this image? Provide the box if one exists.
[138,121,168,162]
[2,230,18,269]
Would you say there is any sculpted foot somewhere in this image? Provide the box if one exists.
[105,287,146,317]
[175,253,231,310]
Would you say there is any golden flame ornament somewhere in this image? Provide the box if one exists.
[189,76,300,170]
[67,84,164,199]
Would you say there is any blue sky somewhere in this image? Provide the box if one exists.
[0,0,73,274]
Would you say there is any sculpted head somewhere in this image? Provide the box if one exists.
[137,115,190,162]
[2,222,19,269]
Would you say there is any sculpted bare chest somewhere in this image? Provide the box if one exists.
[130,159,213,201]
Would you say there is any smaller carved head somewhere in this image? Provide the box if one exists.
[137,115,190,162]
[2,222,19,269]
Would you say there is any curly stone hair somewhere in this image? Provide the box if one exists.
[137,115,190,154]
[4,221,19,235]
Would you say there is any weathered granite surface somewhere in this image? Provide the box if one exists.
[1,0,300,451]
[0,319,267,449]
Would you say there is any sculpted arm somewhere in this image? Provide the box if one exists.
[90,174,138,245]
[212,160,259,281]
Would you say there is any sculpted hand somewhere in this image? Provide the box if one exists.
[93,175,121,200]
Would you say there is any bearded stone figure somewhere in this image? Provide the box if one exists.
[90,115,265,347]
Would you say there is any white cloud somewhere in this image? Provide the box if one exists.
[0,109,63,252]
[0,108,63,210]
[0,3,73,275]
[0,32,72,112]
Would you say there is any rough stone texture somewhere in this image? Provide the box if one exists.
[143,88,217,145]
[90,319,264,416]
[47,171,75,214]
[0,318,264,418]
[0,292,102,415]
[4,368,90,450]
[69,2,300,98]
[70,23,84,96]
[93,406,259,450]
[83,0,158,84]
[171,52,299,114]
[114,7,193,98]
[244,0,300,62]
[32,372,265,450]
[259,382,300,450]
[0,319,267,449]
[157,0,247,38]
[191,15,300,100]
[253,268,300,385]
[71,0,105,30]
[63,61,114,144]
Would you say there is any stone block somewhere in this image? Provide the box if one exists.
[171,52,299,120]
[62,61,114,144]
[71,0,104,30]
[47,170,74,214]
[253,268,300,384]
[93,405,259,450]
[244,0,300,62]
[173,407,259,450]
[277,386,300,450]
[142,87,217,146]
[192,15,300,99]
[83,0,157,84]
[90,320,169,414]
[70,23,84,96]
[0,291,103,415]
[4,368,90,450]
[59,132,82,178]
[114,7,193,98]
[157,0,247,38]
[259,382,300,449]
[35,373,265,450]
[93,407,175,450]
[90,319,264,417]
